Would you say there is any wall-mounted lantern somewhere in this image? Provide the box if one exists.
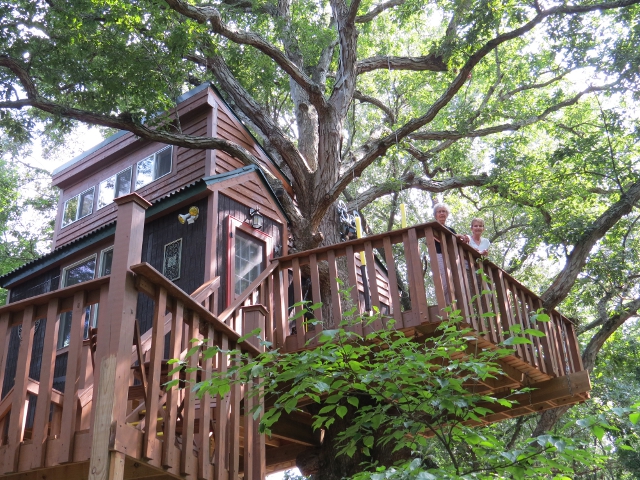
[178,206,199,225]
[249,208,264,230]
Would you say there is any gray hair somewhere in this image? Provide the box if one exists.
[433,202,451,218]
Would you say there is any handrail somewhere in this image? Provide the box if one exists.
[130,262,261,356]
[0,275,110,316]
[217,259,280,324]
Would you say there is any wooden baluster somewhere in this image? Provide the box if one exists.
[524,291,542,372]
[163,300,184,469]
[564,320,583,373]
[243,353,254,480]
[533,297,558,376]
[145,286,167,461]
[510,287,533,367]
[559,319,576,374]
[506,283,529,363]
[548,312,565,376]
[59,290,87,464]
[273,268,287,349]
[180,314,198,476]
[307,254,323,347]
[424,227,447,315]
[30,299,60,469]
[213,335,229,480]
[345,245,363,334]
[447,238,472,321]
[0,312,11,417]
[494,270,519,356]
[404,228,429,324]
[265,274,274,345]
[198,325,213,480]
[327,250,343,331]
[382,236,403,327]
[463,248,482,333]
[228,349,241,479]
[253,373,266,479]
[4,305,36,472]
[364,241,383,333]
[438,232,457,311]
[484,266,505,344]
[291,258,306,349]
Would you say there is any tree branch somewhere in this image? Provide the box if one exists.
[163,0,328,112]
[540,178,640,311]
[344,171,490,210]
[353,90,395,124]
[355,0,404,23]
[356,55,447,75]
[186,54,311,190]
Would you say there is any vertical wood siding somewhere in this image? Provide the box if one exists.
[215,193,283,314]
[136,197,208,334]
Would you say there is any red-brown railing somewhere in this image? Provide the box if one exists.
[250,222,583,382]
[0,276,108,474]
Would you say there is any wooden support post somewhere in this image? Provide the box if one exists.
[89,193,150,480]
[240,305,267,352]
[0,312,11,417]
[243,356,254,480]
[4,305,36,473]
[228,350,241,479]
[273,269,287,349]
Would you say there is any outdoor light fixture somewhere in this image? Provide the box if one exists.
[178,206,199,225]
[249,208,264,230]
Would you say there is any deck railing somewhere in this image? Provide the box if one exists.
[248,222,583,383]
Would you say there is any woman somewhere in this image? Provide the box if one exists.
[466,217,490,255]
[432,203,467,303]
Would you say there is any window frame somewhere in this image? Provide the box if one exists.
[58,254,97,349]
[61,254,97,288]
[99,246,114,277]
[61,186,95,228]
[134,145,173,190]
[97,166,133,210]
[226,215,273,306]
[163,238,182,281]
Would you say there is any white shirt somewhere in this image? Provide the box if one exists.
[468,236,490,253]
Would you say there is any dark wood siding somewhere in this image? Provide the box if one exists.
[9,267,60,303]
[215,193,283,314]
[136,197,208,334]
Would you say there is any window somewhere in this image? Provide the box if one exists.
[234,230,264,295]
[226,216,272,305]
[98,167,132,209]
[58,255,97,349]
[135,146,173,190]
[99,247,114,276]
[62,187,95,227]
[163,239,182,281]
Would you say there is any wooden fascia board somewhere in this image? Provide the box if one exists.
[206,170,287,226]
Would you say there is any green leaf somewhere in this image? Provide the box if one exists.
[336,406,348,418]
[629,412,640,425]
[363,435,374,448]
[524,328,546,337]
[504,336,533,345]
[347,396,359,408]
[591,425,605,441]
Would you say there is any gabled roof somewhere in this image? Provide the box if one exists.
[0,166,288,288]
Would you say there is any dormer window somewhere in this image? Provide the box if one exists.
[62,187,95,227]
[98,166,132,209]
[135,146,172,190]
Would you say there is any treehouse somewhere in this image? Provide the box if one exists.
[0,83,590,479]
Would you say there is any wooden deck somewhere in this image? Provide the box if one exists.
[0,196,590,479]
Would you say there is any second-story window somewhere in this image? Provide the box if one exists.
[98,167,132,209]
[135,146,173,190]
[62,187,95,227]
[58,255,97,349]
